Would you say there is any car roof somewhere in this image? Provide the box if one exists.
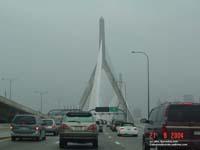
[121,122,135,125]
[66,111,92,117]
[42,119,54,121]
[14,114,37,117]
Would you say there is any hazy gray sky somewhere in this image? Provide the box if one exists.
[0,0,200,115]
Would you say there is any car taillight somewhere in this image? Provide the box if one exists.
[182,102,193,105]
[162,124,168,139]
[88,124,97,132]
[35,126,40,131]
[60,124,70,129]
[10,124,14,130]
[162,124,167,133]
[120,127,124,131]
[52,124,56,129]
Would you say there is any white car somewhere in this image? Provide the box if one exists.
[117,122,138,136]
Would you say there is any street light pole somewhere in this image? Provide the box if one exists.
[131,51,150,119]
[116,80,128,121]
[2,78,16,100]
[35,91,48,113]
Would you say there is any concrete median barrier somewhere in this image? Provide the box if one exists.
[0,124,10,140]
[0,123,10,129]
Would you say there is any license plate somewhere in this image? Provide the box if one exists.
[20,127,28,130]
[74,127,82,131]
[194,131,200,135]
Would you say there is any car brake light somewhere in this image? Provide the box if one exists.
[120,127,124,131]
[88,124,97,131]
[35,126,40,131]
[182,102,193,105]
[162,124,167,133]
[60,124,70,129]
[52,124,56,129]
[162,124,168,139]
[10,124,13,130]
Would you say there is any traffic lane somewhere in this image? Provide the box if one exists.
[0,136,59,150]
[103,126,143,150]
[0,133,126,150]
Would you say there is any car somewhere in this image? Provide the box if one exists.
[141,102,200,150]
[107,121,111,127]
[96,120,103,132]
[102,120,107,125]
[42,119,58,136]
[117,122,138,136]
[110,119,116,130]
[111,120,124,132]
[55,120,61,133]
[59,111,98,148]
[10,114,46,141]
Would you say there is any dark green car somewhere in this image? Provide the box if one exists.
[10,114,46,141]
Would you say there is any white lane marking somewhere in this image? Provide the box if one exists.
[108,136,112,139]
[55,141,59,144]
[115,141,120,145]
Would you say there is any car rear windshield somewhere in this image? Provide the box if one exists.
[13,116,36,125]
[167,105,200,122]
[122,123,134,127]
[64,116,94,123]
[66,112,92,117]
[43,120,53,125]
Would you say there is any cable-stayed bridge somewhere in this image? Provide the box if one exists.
[79,17,134,122]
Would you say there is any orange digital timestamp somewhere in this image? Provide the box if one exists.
[171,132,184,140]
[162,132,184,140]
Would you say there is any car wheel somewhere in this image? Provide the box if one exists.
[36,133,42,141]
[42,134,46,140]
[36,137,40,141]
[117,134,121,136]
[53,132,56,136]
[59,139,65,148]
[92,139,98,148]
[142,142,150,150]
[11,137,16,141]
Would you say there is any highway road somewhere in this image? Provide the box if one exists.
[0,127,143,150]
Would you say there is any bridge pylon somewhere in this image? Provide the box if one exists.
[79,17,134,122]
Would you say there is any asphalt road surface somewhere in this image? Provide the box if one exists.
[0,127,143,150]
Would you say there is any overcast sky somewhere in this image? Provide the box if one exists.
[0,0,200,115]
